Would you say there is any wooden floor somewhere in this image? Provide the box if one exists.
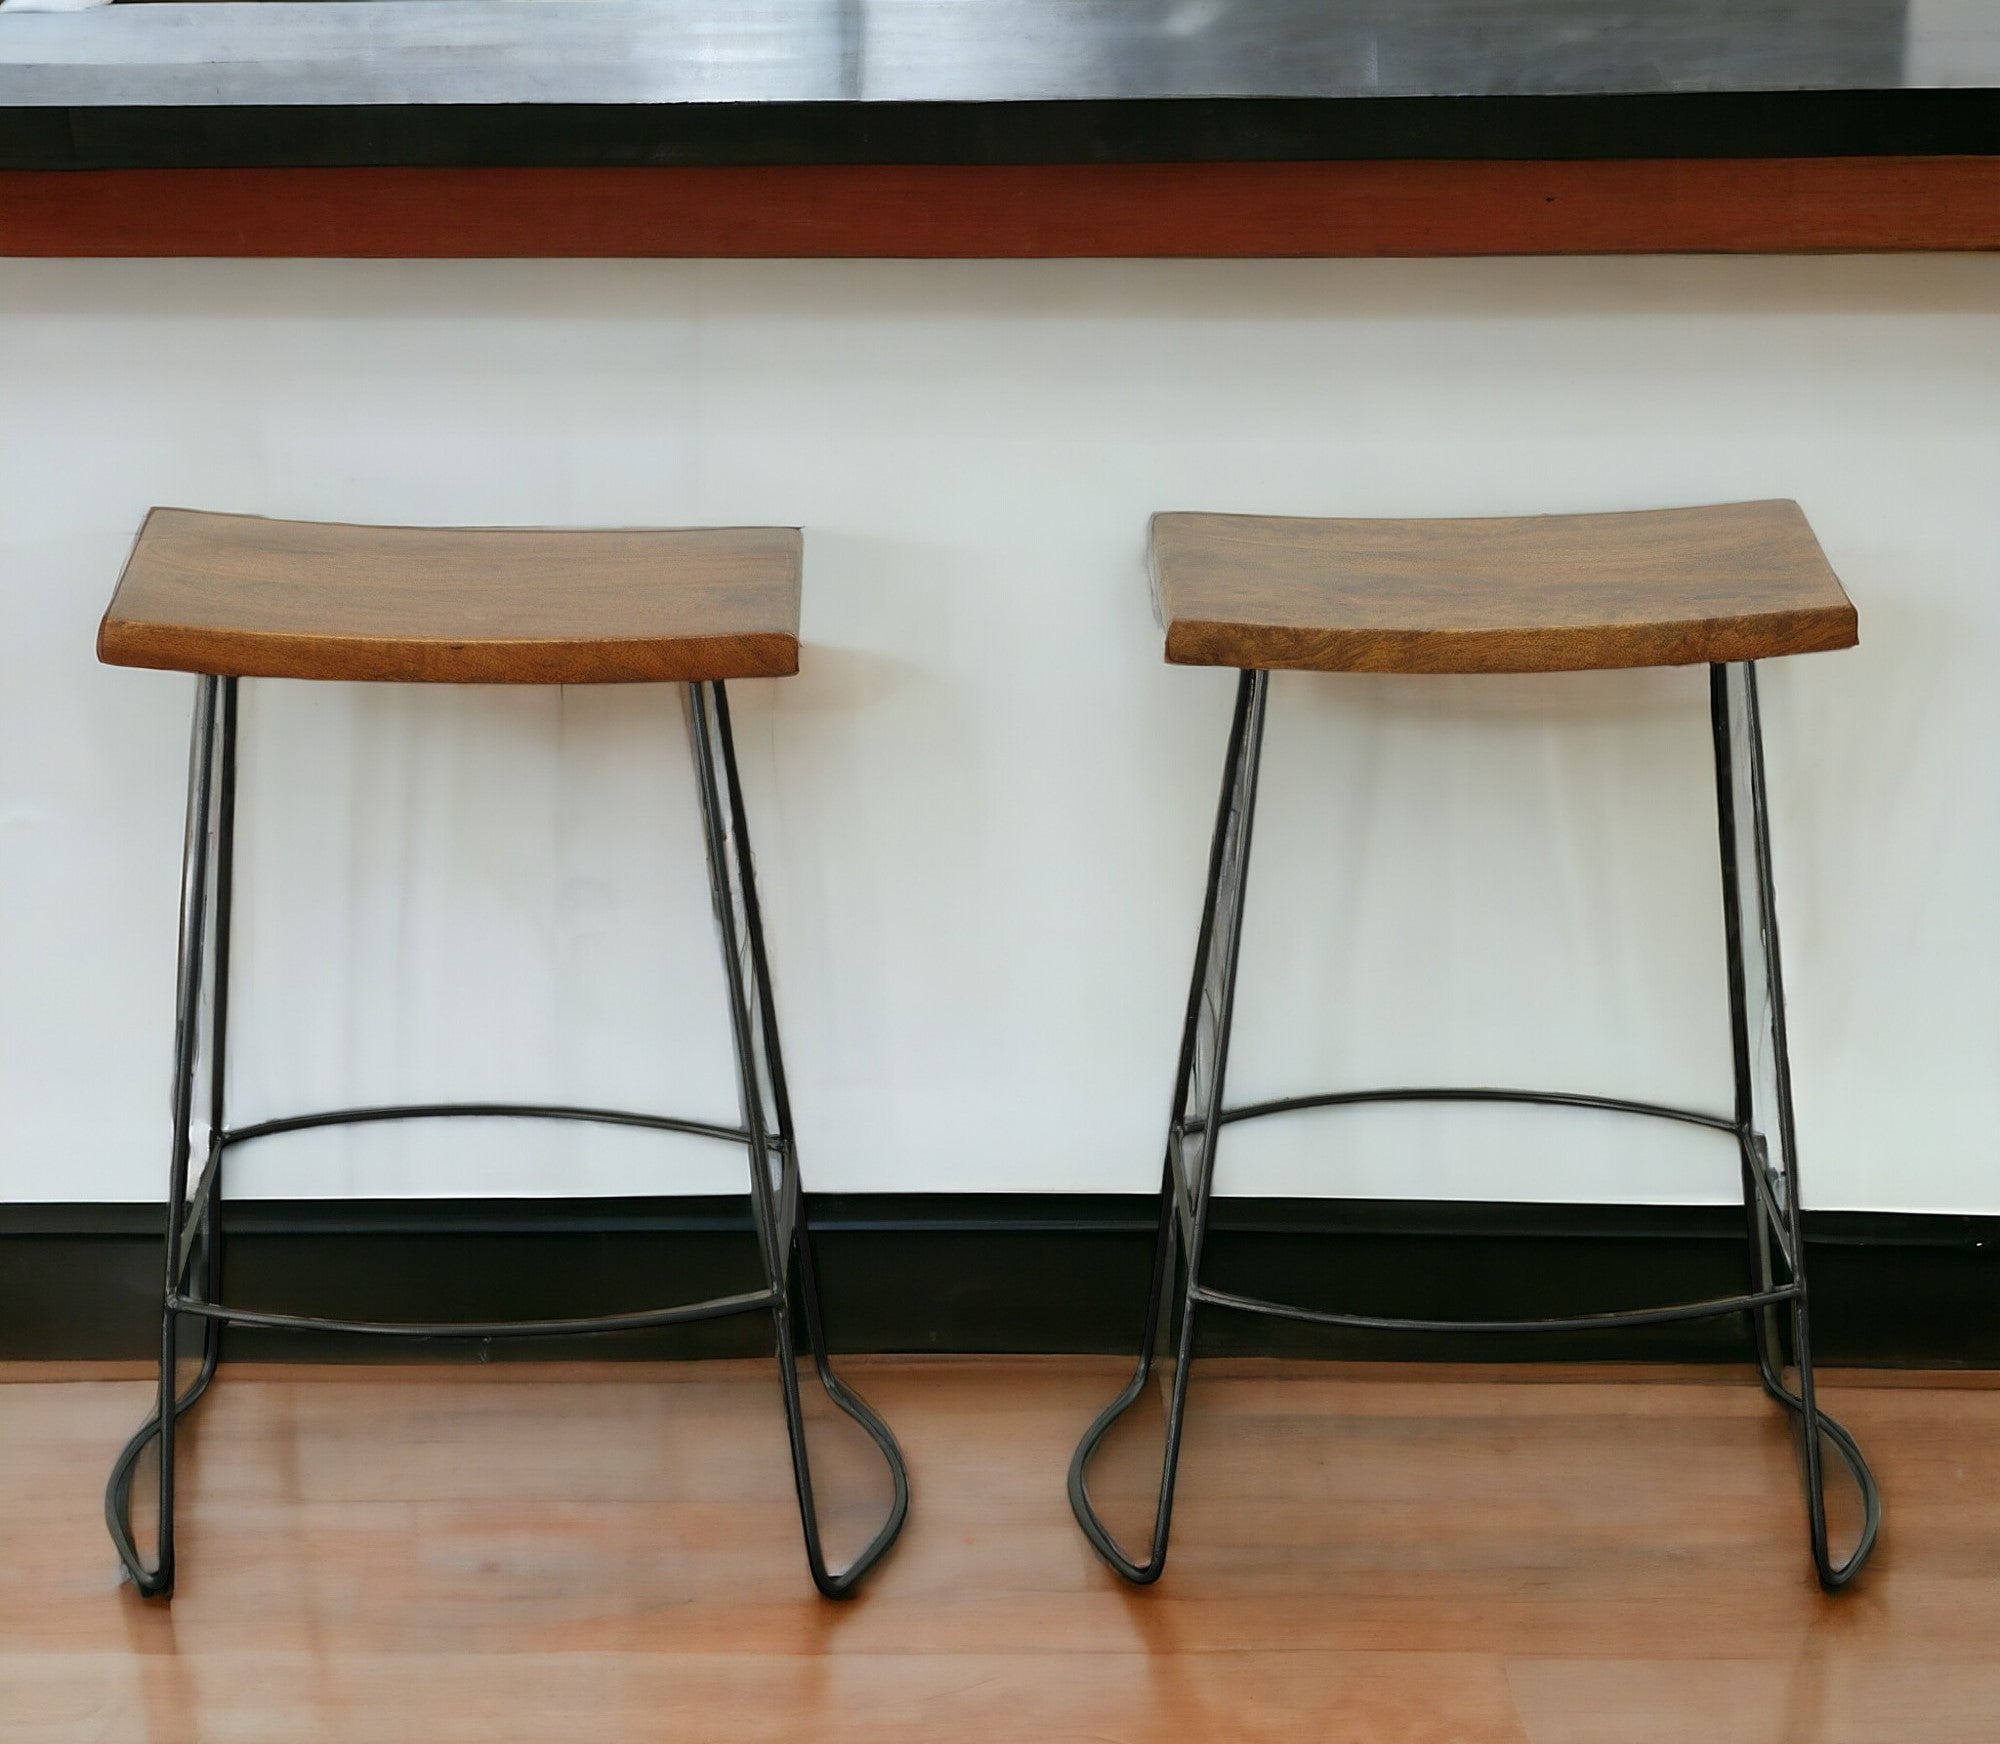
[1,1358,1994,1742]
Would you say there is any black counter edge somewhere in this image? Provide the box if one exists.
[4,90,2000,173]
[4,1194,1993,1366]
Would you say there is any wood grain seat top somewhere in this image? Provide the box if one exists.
[1150,500,1857,674]
[97,508,803,684]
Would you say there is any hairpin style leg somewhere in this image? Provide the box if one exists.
[687,680,910,1597]
[1069,670,1270,1583]
[1711,661,1881,1590]
[106,675,240,1598]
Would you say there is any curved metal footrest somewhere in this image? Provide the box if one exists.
[164,1287,777,1342]
[1189,1280,1802,1337]
[221,1101,756,1149]
[1212,1084,1739,1135]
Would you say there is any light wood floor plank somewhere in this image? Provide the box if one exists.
[0,1358,1989,1740]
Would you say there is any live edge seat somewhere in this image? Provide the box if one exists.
[1149,499,1857,674]
[1070,498,1878,1594]
[99,508,803,683]
[95,507,904,1603]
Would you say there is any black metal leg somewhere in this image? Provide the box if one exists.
[102,677,893,1599]
[1711,661,1881,1589]
[106,675,238,1598]
[1069,670,1269,1583]
[687,680,910,1597]
[1066,663,1875,1591]
[196,678,238,1371]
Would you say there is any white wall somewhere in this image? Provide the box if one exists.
[2,256,1995,1212]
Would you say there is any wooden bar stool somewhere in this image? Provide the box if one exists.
[96,508,908,1600]
[1068,500,1880,1591]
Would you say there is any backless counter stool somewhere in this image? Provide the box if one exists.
[96,508,907,1599]
[1069,500,1880,1591]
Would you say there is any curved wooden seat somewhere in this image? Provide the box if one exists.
[1150,499,1857,674]
[98,509,802,684]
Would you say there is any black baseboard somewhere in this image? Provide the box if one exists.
[3,1195,1995,1366]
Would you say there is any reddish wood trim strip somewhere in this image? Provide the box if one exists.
[3,158,1998,258]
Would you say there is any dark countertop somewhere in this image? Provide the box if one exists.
[2,0,2000,170]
